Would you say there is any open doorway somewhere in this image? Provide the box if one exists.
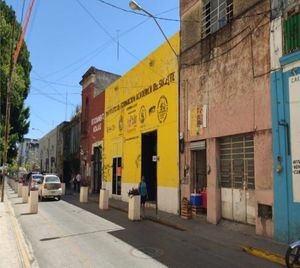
[93,146,102,193]
[141,131,157,201]
[191,149,207,192]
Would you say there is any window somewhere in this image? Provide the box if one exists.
[219,134,255,189]
[112,157,122,195]
[202,0,233,38]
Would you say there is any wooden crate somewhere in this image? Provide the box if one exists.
[181,198,192,219]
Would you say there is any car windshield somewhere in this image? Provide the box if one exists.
[32,175,43,181]
[45,176,60,183]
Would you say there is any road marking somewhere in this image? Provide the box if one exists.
[38,212,95,267]
[241,246,285,266]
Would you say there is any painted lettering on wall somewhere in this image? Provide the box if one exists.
[91,113,104,133]
[293,160,300,175]
[289,75,300,203]
[106,72,175,117]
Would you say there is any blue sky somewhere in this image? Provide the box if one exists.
[5,0,179,139]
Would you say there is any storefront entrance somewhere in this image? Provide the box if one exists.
[191,148,207,192]
[92,146,102,193]
[142,131,157,201]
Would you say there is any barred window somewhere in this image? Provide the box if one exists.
[202,0,233,38]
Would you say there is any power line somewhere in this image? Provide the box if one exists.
[30,86,76,107]
[92,0,181,22]
[41,5,177,80]
[75,0,169,78]
[91,0,273,23]
[31,77,80,88]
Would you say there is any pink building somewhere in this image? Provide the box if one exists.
[179,0,273,237]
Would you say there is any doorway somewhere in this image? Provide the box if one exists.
[93,146,102,193]
[112,157,122,195]
[191,149,207,192]
[141,131,157,201]
[219,134,255,225]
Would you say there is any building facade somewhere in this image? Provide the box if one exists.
[62,113,80,184]
[180,0,273,236]
[80,67,120,192]
[270,0,300,242]
[17,138,39,169]
[103,33,179,214]
[38,122,67,175]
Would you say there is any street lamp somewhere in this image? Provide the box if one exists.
[129,0,178,58]
[129,0,180,216]
[32,128,43,135]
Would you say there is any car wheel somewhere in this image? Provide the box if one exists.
[57,196,61,201]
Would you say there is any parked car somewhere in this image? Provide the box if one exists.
[30,173,44,190]
[38,174,62,201]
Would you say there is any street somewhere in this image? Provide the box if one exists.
[6,187,281,268]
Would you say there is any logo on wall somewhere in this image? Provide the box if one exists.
[139,105,146,124]
[119,115,124,131]
[157,95,168,123]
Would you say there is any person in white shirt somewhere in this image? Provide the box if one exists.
[76,173,81,192]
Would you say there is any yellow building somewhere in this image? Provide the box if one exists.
[103,33,179,213]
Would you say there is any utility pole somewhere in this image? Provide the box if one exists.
[1,0,36,202]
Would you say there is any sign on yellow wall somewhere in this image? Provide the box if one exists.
[104,33,179,190]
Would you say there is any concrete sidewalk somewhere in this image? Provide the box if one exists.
[0,181,38,268]
[0,185,28,267]
[85,193,287,265]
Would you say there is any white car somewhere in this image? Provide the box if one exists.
[38,174,62,201]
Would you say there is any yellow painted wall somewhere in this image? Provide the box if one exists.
[104,33,179,189]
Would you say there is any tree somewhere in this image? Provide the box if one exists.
[0,0,32,163]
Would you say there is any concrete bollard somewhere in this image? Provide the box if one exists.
[18,183,23,197]
[22,185,29,203]
[99,189,109,210]
[80,186,88,203]
[29,190,38,214]
[61,183,65,195]
[128,195,141,221]
[13,181,18,193]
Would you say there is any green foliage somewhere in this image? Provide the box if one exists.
[8,159,18,176]
[0,0,32,163]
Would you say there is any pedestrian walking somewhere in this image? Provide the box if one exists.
[76,173,81,192]
[71,174,76,193]
[138,176,148,217]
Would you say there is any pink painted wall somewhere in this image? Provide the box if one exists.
[179,0,273,237]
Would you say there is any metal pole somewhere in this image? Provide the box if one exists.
[2,0,36,202]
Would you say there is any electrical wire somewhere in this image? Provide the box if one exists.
[92,0,181,22]
[31,77,80,88]
[91,0,275,23]
[181,14,270,68]
[30,85,76,107]
[20,0,27,25]
[75,0,172,78]
[34,5,176,87]
[30,110,51,126]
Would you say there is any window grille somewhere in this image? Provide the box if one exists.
[202,0,233,39]
[219,134,255,189]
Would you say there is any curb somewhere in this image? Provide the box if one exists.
[5,184,39,268]
[108,202,187,231]
[241,246,285,266]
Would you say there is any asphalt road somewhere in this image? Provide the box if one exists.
[8,191,280,268]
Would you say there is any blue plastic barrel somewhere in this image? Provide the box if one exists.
[190,193,202,206]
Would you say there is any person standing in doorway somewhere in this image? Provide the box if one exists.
[139,176,148,217]
[76,173,81,192]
